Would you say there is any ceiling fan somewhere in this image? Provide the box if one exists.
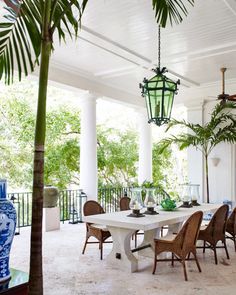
[217,68,236,103]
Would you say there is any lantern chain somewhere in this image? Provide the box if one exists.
[158,25,161,69]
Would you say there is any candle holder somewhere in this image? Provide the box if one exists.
[144,206,159,215]
[180,201,193,208]
[180,184,193,208]
[190,184,201,206]
[191,200,200,206]
[127,208,145,218]
[143,188,159,215]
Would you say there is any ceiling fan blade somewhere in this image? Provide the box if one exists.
[228,95,236,101]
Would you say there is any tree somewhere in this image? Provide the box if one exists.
[159,102,236,203]
[0,1,194,294]
[0,96,81,190]
[152,143,173,187]
[97,127,138,187]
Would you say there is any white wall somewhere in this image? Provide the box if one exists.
[204,101,236,203]
[186,103,204,202]
[186,98,236,204]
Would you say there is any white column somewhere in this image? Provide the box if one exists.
[137,111,152,184]
[185,100,204,202]
[80,92,97,200]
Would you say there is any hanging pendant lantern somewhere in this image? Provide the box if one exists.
[140,26,180,126]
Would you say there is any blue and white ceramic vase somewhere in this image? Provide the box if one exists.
[0,179,16,282]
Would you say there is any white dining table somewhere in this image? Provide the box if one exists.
[83,203,221,272]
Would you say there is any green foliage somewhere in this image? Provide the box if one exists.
[152,0,194,27]
[0,96,81,189]
[159,102,236,202]
[152,142,174,188]
[0,0,88,84]
[97,126,138,187]
[160,102,236,157]
[160,197,176,211]
[141,180,154,188]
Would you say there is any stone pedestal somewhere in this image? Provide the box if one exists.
[43,207,60,232]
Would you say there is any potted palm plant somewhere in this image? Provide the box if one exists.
[159,102,236,203]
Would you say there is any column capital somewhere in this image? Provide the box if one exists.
[80,91,98,105]
[184,98,204,111]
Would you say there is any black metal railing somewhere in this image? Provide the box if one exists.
[98,186,169,213]
[7,186,169,231]
[98,187,131,213]
[7,189,87,230]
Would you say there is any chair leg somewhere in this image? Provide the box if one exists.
[171,253,174,267]
[213,246,218,265]
[233,235,236,252]
[192,251,201,273]
[223,240,230,259]
[152,255,157,274]
[182,259,188,281]
[135,232,137,248]
[82,236,89,255]
[100,240,103,260]
[203,241,206,253]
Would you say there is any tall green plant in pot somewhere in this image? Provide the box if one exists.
[0,0,194,294]
[159,102,236,203]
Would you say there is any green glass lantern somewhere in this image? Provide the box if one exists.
[140,67,180,126]
[140,26,180,126]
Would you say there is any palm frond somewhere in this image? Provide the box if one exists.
[210,124,236,150]
[51,0,88,41]
[0,0,42,84]
[166,118,206,139]
[207,102,236,131]
[152,0,194,27]
[159,133,203,154]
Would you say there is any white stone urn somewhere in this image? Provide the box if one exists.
[43,186,59,208]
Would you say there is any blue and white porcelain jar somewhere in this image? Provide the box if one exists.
[0,179,16,282]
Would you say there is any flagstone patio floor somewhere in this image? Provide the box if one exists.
[10,223,236,295]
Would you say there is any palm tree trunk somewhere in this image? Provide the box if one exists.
[205,154,210,203]
[29,1,52,294]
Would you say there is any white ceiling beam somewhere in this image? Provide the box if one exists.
[223,0,236,16]
[47,61,145,109]
[78,26,199,87]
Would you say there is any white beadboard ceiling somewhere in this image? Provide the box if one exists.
[51,0,236,102]
[1,0,236,104]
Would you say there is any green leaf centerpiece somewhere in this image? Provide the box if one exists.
[161,198,177,211]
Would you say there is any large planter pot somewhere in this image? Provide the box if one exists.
[0,179,16,282]
[43,186,59,208]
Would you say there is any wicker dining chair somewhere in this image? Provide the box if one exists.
[82,200,112,260]
[152,211,203,281]
[226,207,236,252]
[197,204,229,264]
[119,196,131,211]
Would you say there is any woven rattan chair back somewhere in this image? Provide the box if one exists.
[226,207,236,251]
[83,200,105,217]
[206,204,229,241]
[227,207,236,233]
[120,196,131,211]
[175,211,203,255]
